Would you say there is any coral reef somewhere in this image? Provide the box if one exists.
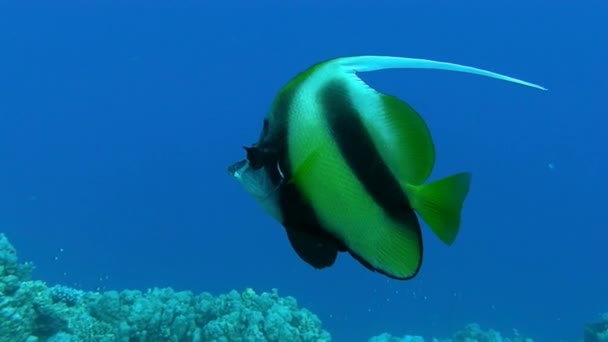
[585,312,608,342]
[0,233,331,342]
[368,323,533,342]
[0,232,564,342]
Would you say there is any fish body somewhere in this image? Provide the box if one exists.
[229,56,545,280]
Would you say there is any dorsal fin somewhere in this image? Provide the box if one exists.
[333,55,547,90]
[316,55,546,186]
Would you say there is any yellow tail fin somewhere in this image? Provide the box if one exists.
[405,172,472,245]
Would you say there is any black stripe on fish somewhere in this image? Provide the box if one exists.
[269,82,344,268]
[319,80,422,235]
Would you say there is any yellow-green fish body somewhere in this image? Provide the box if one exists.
[229,55,545,280]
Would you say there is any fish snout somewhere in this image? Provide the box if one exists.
[227,159,248,178]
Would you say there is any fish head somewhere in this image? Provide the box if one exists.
[228,153,278,201]
[228,143,285,223]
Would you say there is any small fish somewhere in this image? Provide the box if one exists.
[228,56,545,280]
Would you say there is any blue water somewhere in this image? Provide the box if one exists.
[1,2,606,341]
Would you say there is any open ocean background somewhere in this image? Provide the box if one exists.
[1,1,606,341]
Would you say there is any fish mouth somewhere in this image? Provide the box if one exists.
[227,157,280,202]
[227,159,248,178]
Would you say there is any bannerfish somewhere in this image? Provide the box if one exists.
[228,55,545,280]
